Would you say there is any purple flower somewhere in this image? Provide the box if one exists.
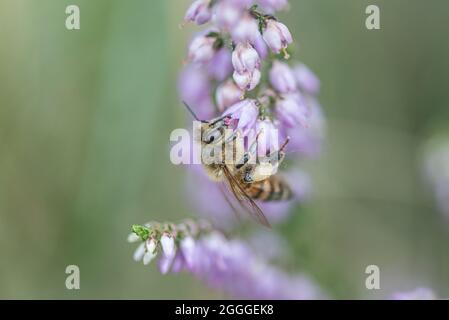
[284,99,325,158]
[180,236,196,269]
[294,63,320,95]
[233,68,261,91]
[130,220,325,299]
[257,0,289,14]
[133,0,329,301]
[215,79,244,111]
[184,0,212,25]
[222,99,259,135]
[230,13,260,43]
[253,33,269,59]
[263,20,293,55]
[161,233,176,258]
[208,47,233,81]
[249,119,280,156]
[269,60,297,93]
[186,233,324,299]
[276,93,309,128]
[232,42,261,74]
[177,65,215,120]
[213,1,242,31]
[170,252,186,273]
[142,239,157,265]
[231,43,261,91]
[188,35,217,64]
[178,65,209,105]
[157,254,173,274]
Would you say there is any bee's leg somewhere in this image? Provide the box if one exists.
[242,137,290,183]
[266,136,290,164]
[240,135,290,184]
[224,129,239,143]
[223,129,244,166]
[234,131,267,184]
[235,130,262,170]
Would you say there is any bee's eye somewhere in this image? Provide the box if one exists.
[204,129,221,144]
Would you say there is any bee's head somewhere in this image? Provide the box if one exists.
[182,101,234,145]
[201,115,232,145]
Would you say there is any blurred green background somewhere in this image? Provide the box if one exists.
[1,0,448,299]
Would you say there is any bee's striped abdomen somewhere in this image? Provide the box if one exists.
[244,175,292,202]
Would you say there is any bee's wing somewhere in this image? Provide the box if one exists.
[218,183,243,223]
[222,165,271,228]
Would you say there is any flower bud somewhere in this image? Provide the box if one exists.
[188,35,217,64]
[178,65,215,120]
[230,13,259,43]
[170,252,186,273]
[127,233,140,243]
[133,243,145,262]
[253,33,268,60]
[252,119,280,156]
[275,93,309,128]
[216,80,244,111]
[223,99,259,134]
[208,48,233,81]
[145,238,157,253]
[285,99,325,158]
[180,236,196,269]
[213,1,242,30]
[232,42,260,74]
[143,251,156,265]
[161,233,176,258]
[233,68,261,91]
[263,20,293,55]
[269,60,297,93]
[158,254,173,275]
[184,0,212,25]
[293,64,320,95]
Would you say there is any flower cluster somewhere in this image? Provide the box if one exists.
[180,0,323,159]
[129,220,323,299]
[129,220,212,272]
[179,0,325,224]
[129,0,327,300]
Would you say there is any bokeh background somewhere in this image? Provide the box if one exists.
[1,0,448,299]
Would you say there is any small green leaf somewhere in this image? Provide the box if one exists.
[132,224,150,241]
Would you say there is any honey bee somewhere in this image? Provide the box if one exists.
[184,102,292,227]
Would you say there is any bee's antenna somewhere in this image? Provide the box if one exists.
[279,136,290,152]
[182,101,201,121]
